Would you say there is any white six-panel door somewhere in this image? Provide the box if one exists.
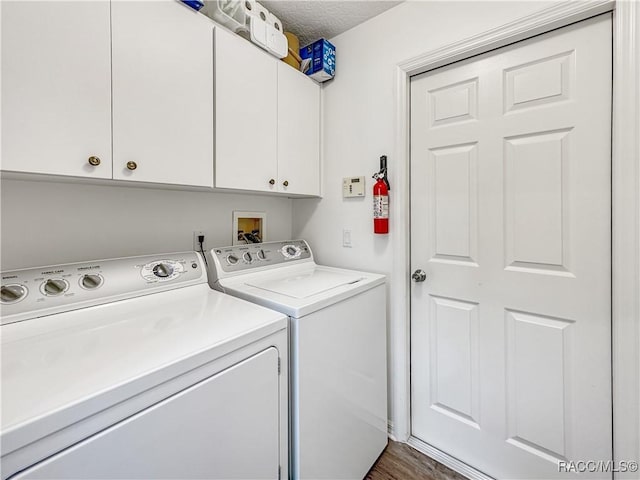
[410,15,612,479]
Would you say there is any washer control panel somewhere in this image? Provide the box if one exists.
[1,252,205,325]
[209,240,312,275]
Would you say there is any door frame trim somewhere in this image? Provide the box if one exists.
[391,0,640,473]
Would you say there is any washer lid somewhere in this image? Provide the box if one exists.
[246,269,365,299]
[219,265,386,318]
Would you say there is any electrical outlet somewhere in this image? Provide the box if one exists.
[193,231,206,252]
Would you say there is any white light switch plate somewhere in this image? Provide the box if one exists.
[343,177,365,198]
[343,229,352,248]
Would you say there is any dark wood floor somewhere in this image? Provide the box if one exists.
[365,441,468,480]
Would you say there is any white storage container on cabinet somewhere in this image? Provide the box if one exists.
[112,1,214,187]
[1,1,112,178]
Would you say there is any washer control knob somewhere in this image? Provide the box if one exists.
[153,263,173,278]
[243,252,253,263]
[226,254,239,265]
[43,279,68,296]
[282,245,301,258]
[1,284,27,304]
[81,274,103,289]
[257,250,266,260]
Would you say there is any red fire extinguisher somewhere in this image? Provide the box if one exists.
[373,155,390,234]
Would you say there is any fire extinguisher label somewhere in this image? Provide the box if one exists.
[373,195,389,218]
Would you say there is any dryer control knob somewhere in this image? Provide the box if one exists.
[256,250,266,260]
[243,252,253,263]
[43,279,68,296]
[1,284,27,304]
[226,254,239,265]
[153,263,173,278]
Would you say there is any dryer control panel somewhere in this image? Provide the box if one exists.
[208,240,313,276]
[0,252,206,325]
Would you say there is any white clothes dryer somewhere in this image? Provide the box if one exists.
[1,252,288,480]
[207,240,388,480]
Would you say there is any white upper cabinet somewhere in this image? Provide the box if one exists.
[214,27,278,193]
[1,1,112,178]
[214,28,321,196]
[111,1,214,187]
[277,62,321,196]
[2,1,320,194]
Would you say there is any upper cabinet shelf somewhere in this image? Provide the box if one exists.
[1,0,321,197]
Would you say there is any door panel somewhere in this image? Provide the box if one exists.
[1,1,112,178]
[214,28,278,192]
[429,296,480,427]
[111,1,214,187]
[276,62,321,196]
[410,14,612,479]
[429,142,479,264]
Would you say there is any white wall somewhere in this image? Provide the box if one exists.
[1,178,292,270]
[292,0,555,437]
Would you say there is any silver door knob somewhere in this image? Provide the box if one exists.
[412,269,427,282]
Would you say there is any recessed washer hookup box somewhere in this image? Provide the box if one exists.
[300,38,335,83]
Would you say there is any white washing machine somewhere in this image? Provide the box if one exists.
[0,252,288,480]
[207,240,388,480]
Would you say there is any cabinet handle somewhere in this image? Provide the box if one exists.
[126,161,138,171]
[282,180,289,187]
[88,156,101,166]
[269,178,275,185]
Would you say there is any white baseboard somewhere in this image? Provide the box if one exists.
[387,420,395,440]
[407,436,494,480]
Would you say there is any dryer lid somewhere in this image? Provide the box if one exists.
[245,269,365,299]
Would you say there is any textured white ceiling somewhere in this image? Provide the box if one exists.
[259,1,403,47]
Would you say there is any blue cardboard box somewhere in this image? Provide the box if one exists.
[300,39,335,82]
[180,0,204,11]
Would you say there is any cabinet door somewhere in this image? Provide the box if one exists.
[112,1,214,187]
[277,63,321,196]
[14,348,281,479]
[214,28,278,192]
[1,1,112,178]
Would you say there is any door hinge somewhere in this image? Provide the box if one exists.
[278,465,281,480]
[278,357,281,375]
